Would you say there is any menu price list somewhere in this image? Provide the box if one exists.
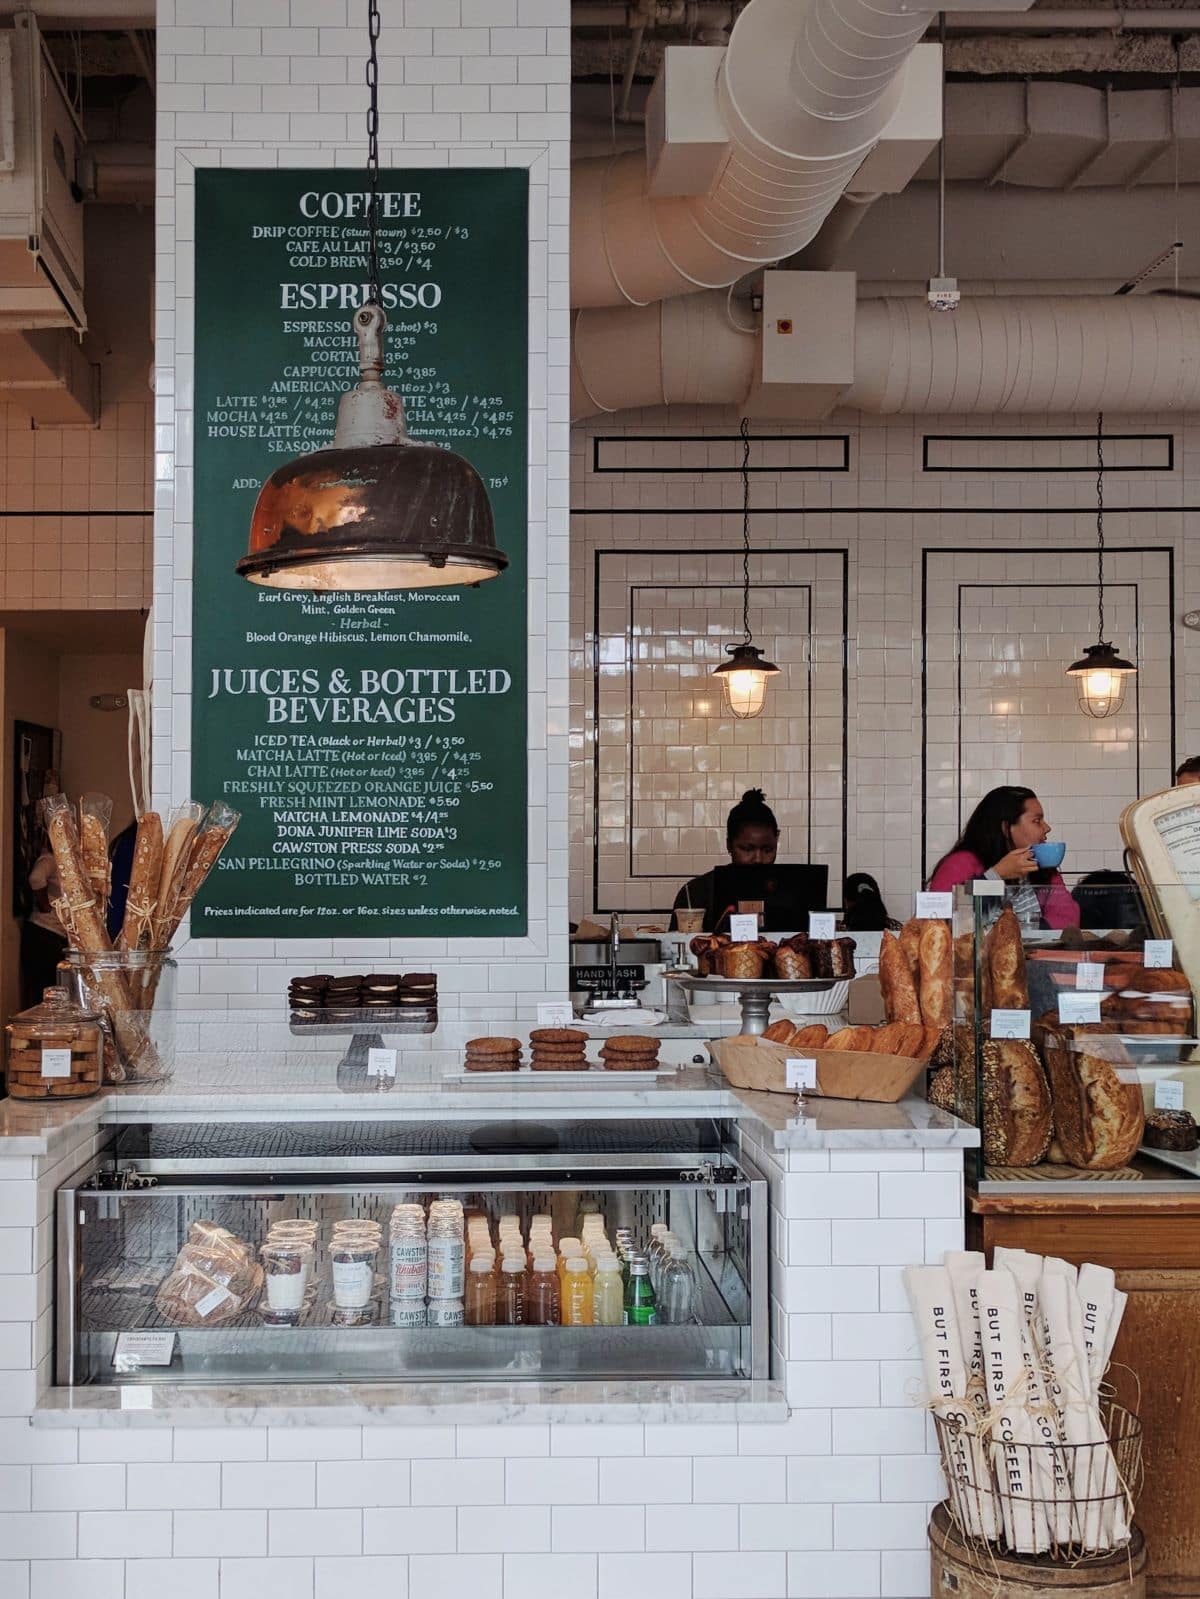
[191,168,528,937]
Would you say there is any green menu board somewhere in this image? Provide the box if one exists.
[191,168,528,938]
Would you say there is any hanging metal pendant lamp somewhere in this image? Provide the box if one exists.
[236,0,507,593]
[1066,413,1136,719]
[711,419,779,720]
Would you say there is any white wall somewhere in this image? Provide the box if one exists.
[154,0,571,1017]
[569,406,1199,923]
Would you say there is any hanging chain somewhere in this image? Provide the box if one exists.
[1095,409,1105,644]
[365,0,383,306]
[740,416,752,644]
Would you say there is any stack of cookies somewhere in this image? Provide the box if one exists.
[528,1026,591,1071]
[598,1034,661,1072]
[464,1036,523,1073]
[287,972,439,1025]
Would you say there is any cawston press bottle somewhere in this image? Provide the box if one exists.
[623,1256,658,1326]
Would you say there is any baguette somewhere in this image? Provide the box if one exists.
[151,804,203,949]
[899,919,923,983]
[918,920,953,1031]
[880,930,922,1024]
[118,810,163,951]
[986,906,1028,1010]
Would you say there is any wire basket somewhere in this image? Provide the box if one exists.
[932,1400,1143,1564]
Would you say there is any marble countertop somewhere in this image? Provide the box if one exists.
[0,1065,977,1155]
[33,1377,788,1428]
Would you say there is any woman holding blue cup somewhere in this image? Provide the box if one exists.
[929,785,1079,929]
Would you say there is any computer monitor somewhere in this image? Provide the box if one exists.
[708,864,830,933]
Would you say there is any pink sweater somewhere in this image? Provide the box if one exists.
[928,849,1081,929]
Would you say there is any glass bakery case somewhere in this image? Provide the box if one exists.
[57,1116,767,1387]
[943,879,1200,1187]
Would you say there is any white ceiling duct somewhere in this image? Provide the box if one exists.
[571,285,1200,419]
[571,0,1036,310]
[571,0,937,308]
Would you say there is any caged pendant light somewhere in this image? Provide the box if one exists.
[236,0,507,593]
[1066,413,1136,719]
[711,419,779,720]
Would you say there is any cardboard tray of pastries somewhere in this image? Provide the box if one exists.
[711,1023,935,1103]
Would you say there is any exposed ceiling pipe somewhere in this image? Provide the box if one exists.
[571,289,1200,419]
[0,0,153,20]
[571,0,940,309]
[785,192,880,271]
[943,9,1200,30]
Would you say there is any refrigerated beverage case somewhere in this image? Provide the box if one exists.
[526,1255,560,1326]
[562,1256,594,1326]
[623,1257,658,1325]
[592,1255,624,1326]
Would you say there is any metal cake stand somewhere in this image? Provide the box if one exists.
[675,976,837,1036]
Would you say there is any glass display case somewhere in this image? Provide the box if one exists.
[57,1116,767,1387]
[943,879,1200,1187]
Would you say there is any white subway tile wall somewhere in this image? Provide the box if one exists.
[570,413,1198,921]
[148,0,571,1013]
[0,1120,963,1599]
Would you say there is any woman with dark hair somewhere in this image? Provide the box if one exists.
[843,872,897,932]
[670,788,780,931]
[928,786,1079,929]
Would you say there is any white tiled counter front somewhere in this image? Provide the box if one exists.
[0,1072,976,1599]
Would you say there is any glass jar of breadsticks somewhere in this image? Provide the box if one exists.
[43,794,239,1085]
[5,987,103,1101]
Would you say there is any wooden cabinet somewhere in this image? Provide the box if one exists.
[971,1191,1200,1598]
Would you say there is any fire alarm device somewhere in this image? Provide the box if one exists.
[926,276,960,313]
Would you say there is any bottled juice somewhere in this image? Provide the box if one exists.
[562,1256,594,1326]
[499,1256,527,1325]
[593,1255,624,1326]
[526,1255,560,1325]
[465,1254,497,1325]
[558,1238,582,1291]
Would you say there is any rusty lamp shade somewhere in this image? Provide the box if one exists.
[237,306,507,592]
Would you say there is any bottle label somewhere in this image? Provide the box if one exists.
[390,1302,427,1329]
[389,1239,428,1300]
[427,1299,464,1328]
[427,1238,465,1299]
[332,1259,373,1307]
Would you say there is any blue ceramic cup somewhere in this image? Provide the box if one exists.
[1031,841,1066,869]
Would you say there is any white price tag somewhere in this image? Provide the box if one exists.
[786,1057,818,1092]
[367,1047,397,1079]
[973,880,1005,898]
[112,1330,177,1372]
[1154,1079,1186,1111]
[120,1386,153,1410]
[915,892,953,920]
[537,1002,575,1026]
[729,913,759,942]
[990,1009,1031,1040]
[1145,940,1174,970]
[40,1048,72,1079]
[1058,991,1102,1025]
[1075,963,1106,991]
[194,1285,232,1320]
[807,912,836,940]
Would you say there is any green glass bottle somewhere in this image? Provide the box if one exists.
[623,1257,658,1326]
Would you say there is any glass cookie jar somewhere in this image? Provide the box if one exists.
[5,987,104,1101]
